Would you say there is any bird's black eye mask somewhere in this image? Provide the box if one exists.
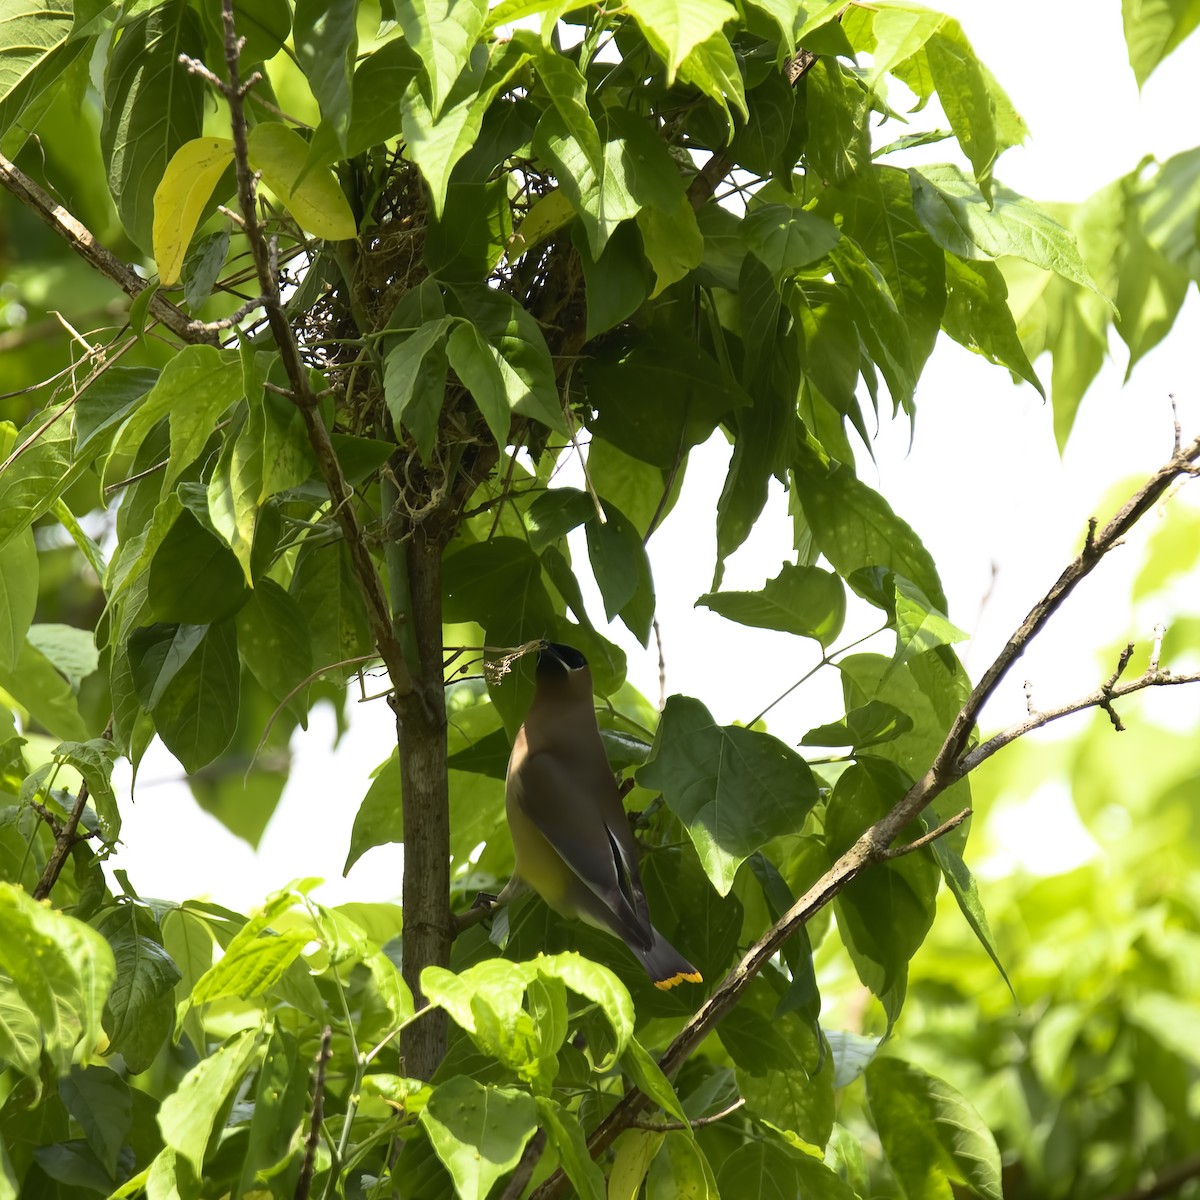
[537,641,588,674]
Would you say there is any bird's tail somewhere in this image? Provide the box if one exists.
[635,929,702,990]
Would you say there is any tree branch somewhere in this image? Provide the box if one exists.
[527,431,1200,1200]
[212,1,422,713]
[0,153,217,347]
[32,718,113,901]
[293,1026,333,1200]
[1103,1155,1200,1200]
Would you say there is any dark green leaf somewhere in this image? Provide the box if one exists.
[639,696,819,895]
[58,1067,132,1177]
[698,563,845,647]
[290,539,373,679]
[148,509,250,624]
[294,0,356,147]
[801,700,913,749]
[344,750,401,874]
[235,578,313,722]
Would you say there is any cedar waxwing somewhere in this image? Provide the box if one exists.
[500,641,701,990]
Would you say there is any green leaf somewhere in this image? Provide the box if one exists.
[235,578,313,722]
[0,406,74,553]
[158,1026,263,1175]
[624,0,735,82]
[646,1130,719,1198]
[0,638,89,741]
[246,121,357,239]
[525,488,595,553]
[828,761,939,1022]
[744,205,841,279]
[385,316,453,459]
[93,903,180,1074]
[0,882,116,1079]
[585,333,748,468]
[893,575,967,666]
[239,1026,310,1195]
[942,254,1044,396]
[677,30,747,135]
[0,528,36,672]
[344,750,401,874]
[100,0,207,251]
[53,739,120,841]
[715,1142,804,1200]
[802,700,913,749]
[0,0,75,139]
[697,563,846,647]
[290,539,373,678]
[449,283,567,434]
[585,502,655,644]
[637,194,704,297]
[1122,0,1200,86]
[148,509,250,623]
[792,439,947,612]
[419,1076,538,1200]
[443,537,555,643]
[866,1057,1003,1200]
[206,412,263,586]
[533,44,601,171]
[396,0,488,120]
[910,164,1108,300]
[622,1036,689,1126]
[187,903,308,1008]
[535,1098,605,1200]
[609,1130,665,1200]
[104,343,243,495]
[294,0,356,147]
[58,1067,132,1178]
[639,696,819,896]
[128,620,241,773]
[804,58,871,186]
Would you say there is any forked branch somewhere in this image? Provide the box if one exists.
[528,430,1200,1198]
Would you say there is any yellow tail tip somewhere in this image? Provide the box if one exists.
[653,969,703,991]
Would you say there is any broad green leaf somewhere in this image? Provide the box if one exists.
[585,502,655,644]
[59,1067,132,1178]
[622,1037,689,1126]
[0,528,36,672]
[152,136,234,285]
[0,0,82,142]
[235,579,313,722]
[697,563,846,647]
[344,750,401,874]
[1127,992,1200,1068]
[678,31,747,135]
[893,575,967,666]
[246,122,356,240]
[639,696,819,895]
[402,40,530,216]
[0,638,88,741]
[1122,0,1200,86]
[0,405,74,552]
[585,333,748,468]
[575,221,649,338]
[129,620,241,773]
[100,0,207,250]
[509,187,575,261]
[383,279,450,459]
[804,58,871,186]
[53,739,120,841]
[828,761,939,1023]
[239,1026,310,1195]
[158,1026,263,1175]
[419,1076,538,1200]
[942,254,1044,396]
[910,164,1107,300]
[104,343,242,495]
[148,509,250,623]
[294,0,356,147]
[187,909,308,1009]
[715,1142,803,1200]
[826,1029,882,1088]
[535,1098,604,1200]
[646,1130,719,1199]
[290,539,373,678]
[207,411,263,585]
[396,0,488,120]
[744,204,841,278]
[866,1057,1003,1200]
[802,700,913,749]
[443,537,555,641]
[26,624,98,691]
[736,1031,835,1147]
[637,195,704,297]
[625,0,735,82]
[610,1130,665,1200]
[533,46,601,171]
[525,488,595,553]
[0,882,116,1079]
[448,285,567,433]
[792,439,947,612]
[93,903,180,1074]
[197,0,292,67]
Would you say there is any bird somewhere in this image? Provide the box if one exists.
[498,640,702,990]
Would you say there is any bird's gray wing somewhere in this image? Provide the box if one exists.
[515,749,654,951]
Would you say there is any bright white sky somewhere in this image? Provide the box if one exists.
[106,0,1200,907]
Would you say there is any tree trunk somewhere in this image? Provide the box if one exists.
[393,532,450,1079]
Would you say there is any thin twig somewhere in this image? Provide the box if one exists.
[32,718,114,901]
[880,808,971,860]
[0,153,216,346]
[294,1027,333,1200]
[653,618,667,712]
[631,1096,746,1132]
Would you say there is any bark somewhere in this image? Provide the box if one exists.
[394,533,451,1078]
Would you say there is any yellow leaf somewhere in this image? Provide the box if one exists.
[246,123,357,241]
[153,137,235,286]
